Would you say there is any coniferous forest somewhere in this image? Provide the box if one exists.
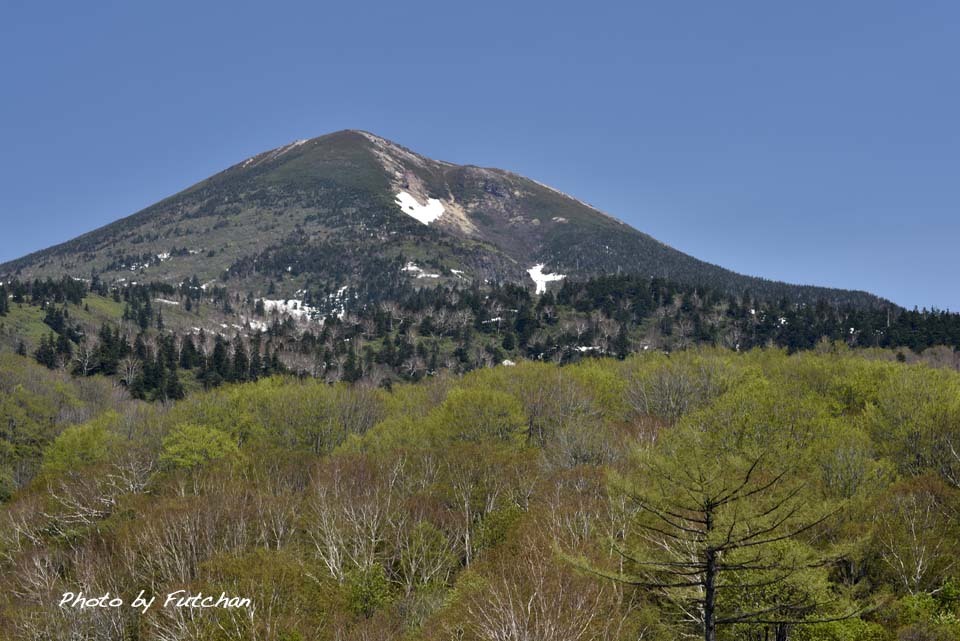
[3,274,960,403]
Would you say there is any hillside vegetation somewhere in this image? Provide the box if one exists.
[0,347,959,640]
[2,274,958,422]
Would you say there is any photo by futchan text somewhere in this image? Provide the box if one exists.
[59,591,252,614]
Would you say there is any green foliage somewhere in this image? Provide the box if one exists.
[0,348,960,640]
[159,423,239,469]
[345,565,394,618]
[0,353,98,491]
[431,387,527,443]
[475,503,523,552]
[39,414,119,479]
[795,618,887,641]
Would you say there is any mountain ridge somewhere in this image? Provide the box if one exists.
[0,129,889,310]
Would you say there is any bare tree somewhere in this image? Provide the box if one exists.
[117,356,142,389]
[461,536,631,641]
[72,341,97,377]
[873,478,956,595]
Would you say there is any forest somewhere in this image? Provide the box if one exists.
[4,274,960,404]
[0,345,959,640]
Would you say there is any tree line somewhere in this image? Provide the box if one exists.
[8,273,960,396]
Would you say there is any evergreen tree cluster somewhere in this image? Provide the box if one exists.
[14,270,960,393]
[3,276,86,307]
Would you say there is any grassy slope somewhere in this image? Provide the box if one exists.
[0,295,125,353]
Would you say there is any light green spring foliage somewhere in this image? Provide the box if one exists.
[431,387,526,443]
[4,346,960,640]
[38,412,121,479]
[158,422,239,470]
[0,353,120,496]
[164,377,386,455]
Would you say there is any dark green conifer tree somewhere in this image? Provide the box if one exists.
[34,333,57,369]
[232,336,249,382]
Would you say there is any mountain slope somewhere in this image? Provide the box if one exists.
[1,130,886,309]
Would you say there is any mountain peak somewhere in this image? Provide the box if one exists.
[0,130,886,310]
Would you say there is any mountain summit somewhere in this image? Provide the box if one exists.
[0,130,882,308]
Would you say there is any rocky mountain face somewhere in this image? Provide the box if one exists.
[1,130,884,310]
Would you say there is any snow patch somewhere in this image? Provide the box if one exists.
[154,298,180,306]
[327,286,351,320]
[261,299,320,322]
[402,262,440,279]
[527,264,565,294]
[395,191,444,225]
[247,319,269,332]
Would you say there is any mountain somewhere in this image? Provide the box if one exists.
[1,130,885,311]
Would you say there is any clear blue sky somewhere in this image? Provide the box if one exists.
[1,1,957,309]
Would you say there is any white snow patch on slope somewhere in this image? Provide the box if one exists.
[245,318,269,332]
[261,299,320,322]
[154,298,180,306]
[329,286,350,320]
[402,262,440,279]
[395,191,444,225]
[527,264,565,294]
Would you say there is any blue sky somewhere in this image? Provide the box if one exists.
[1,1,957,309]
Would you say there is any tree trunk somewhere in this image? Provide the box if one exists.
[776,623,790,641]
[704,548,717,641]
